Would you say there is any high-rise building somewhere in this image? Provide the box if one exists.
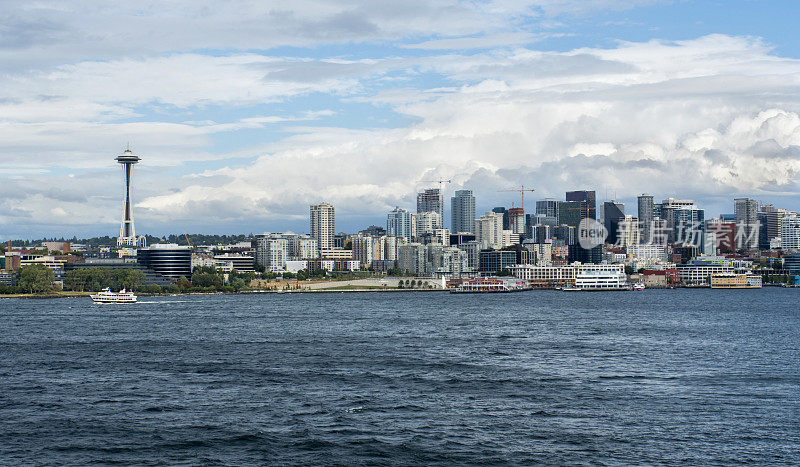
[600,201,625,244]
[706,218,737,253]
[287,234,319,260]
[558,201,583,229]
[492,207,510,230]
[508,207,525,235]
[780,212,800,251]
[638,194,654,243]
[530,224,551,244]
[565,190,596,219]
[352,235,386,269]
[757,211,770,250]
[617,215,640,247]
[565,190,599,263]
[116,148,146,247]
[660,198,698,244]
[387,207,414,239]
[475,211,504,250]
[397,243,426,276]
[760,205,783,244]
[415,211,442,239]
[255,234,289,273]
[734,197,759,250]
[536,198,561,220]
[450,190,476,234]
[670,203,705,248]
[417,188,443,224]
[310,203,335,250]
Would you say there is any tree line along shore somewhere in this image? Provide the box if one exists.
[0,265,440,297]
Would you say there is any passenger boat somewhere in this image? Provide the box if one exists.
[450,277,530,294]
[90,288,137,304]
[633,283,645,290]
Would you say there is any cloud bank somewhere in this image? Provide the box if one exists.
[1,1,799,238]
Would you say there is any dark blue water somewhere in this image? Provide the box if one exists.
[1,290,799,465]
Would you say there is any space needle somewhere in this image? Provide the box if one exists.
[116,146,146,247]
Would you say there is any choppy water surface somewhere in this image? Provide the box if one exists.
[1,290,799,464]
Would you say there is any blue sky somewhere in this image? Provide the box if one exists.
[1,0,799,239]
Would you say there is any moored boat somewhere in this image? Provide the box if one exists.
[450,277,530,293]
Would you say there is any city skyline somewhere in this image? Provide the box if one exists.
[0,148,791,242]
[2,1,800,240]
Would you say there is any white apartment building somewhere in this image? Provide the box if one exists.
[191,254,233,272]
[386,235,407,261]
[626,244,668,262]
[320,248,353,260]
[502,230,520,247]
[287,234,319,260]
[310,203,335,250]
[475,211,504,250]
[255,235,289,273]
[433,229,451,246]
[20,256,66,272]
[522,241,553,267]
[780,212,800,250]
[617,215,640,247]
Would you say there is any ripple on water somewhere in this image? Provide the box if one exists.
[0,290,799,464]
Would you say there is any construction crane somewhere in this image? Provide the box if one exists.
[497,185,535,211]
[420,178,452,192]
[183,232,192,248]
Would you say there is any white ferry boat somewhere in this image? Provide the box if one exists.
[567,270,630,291]
[450,277,530,294]
[90,288,137,304]
[633,283,646,291]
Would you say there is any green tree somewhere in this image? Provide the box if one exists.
[176,276,192,290]
[229,277,246,291]
[18,264,56,294]
[116,269,145,291]
[191,271,223,288]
